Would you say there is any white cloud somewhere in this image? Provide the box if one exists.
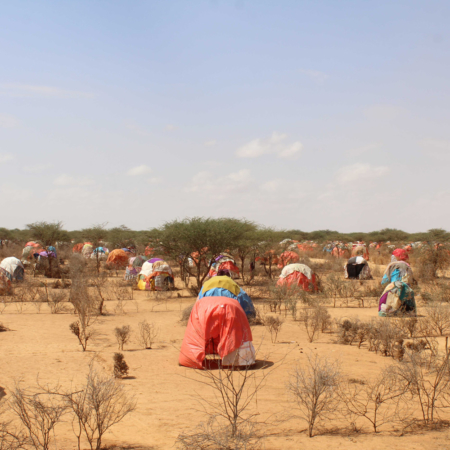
[421,139,450,161]
[299,69,328,83]
[336,163,390,185]
[186,169,253,196]
[236,132,302,159]
[0,114,19,128]
[165,124,176,131]
[0,154,13,164]
[23,163,52,173]
[205,140,217,146]
[53,174,94,186]
[0,83,93,99]
[149,177,162,184]
[126,165,152,176]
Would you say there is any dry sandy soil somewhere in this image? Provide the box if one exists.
[1,270,450,450]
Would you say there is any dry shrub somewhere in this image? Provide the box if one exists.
[8,383,67,450]
[64,366,136,449]
[414,246,450,280]
[420,282,450,305]
[425,303,450,336]
[341,366,412,433]
[113,353,129,378]
[137,320,159,349]
[177,416,263,450]
[337,319,365,347]
[267,283,298,316]
[177,344,273,450]
[114,325,132,351]
[0,323,9,332]
[47,291,69,314]
[288,353,341,437]
[300,306,330,343]
[394,316,419,338]
[263,315,284,343]
[395,348,450,423]
[316,257,345,274]
[337,318,406,358]
[0,242,23,259]
[368,320,405,358]
[69,263,100,351]
[324,274,362,308]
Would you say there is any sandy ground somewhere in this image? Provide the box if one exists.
[1,273,450,449]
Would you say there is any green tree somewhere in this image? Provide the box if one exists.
[26,221,70,247]
[230,227,260,283]
[26,221,70,277]
[253,228,279,279]
[107,225,136,250]
[0,227,13,242]
[426,228,450,242]
[155,217,254,291]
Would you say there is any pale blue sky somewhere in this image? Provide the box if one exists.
[1,1,449,231]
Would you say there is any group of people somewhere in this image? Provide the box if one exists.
[343,245,416,316]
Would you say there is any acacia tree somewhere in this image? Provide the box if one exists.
[231,229,260,284]
[154,217,255,291]
[26,221,70,277]
[107,225,136,251]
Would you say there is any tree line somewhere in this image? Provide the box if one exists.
[1,220,449,248]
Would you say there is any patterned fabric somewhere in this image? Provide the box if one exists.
[382,261,413,286]
[378,281,416,316]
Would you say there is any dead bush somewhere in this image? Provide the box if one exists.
[115,325,131,351]
[288,352,341,437]
[47,291,69,314]
[177,416,263,450]
[420,282,450,305]
[177,344,274,450]
[64,365,136,450]
[137,320,158,349]
[425,303,450,336]
[341,366,411,432]
[300,306,327,343]
[414,246,450,280]
[395,349,450,423]
[368,320,405,357]
[393,316,420,338]
[263,315,284,343]
[337,319,369,347]
[8,383,67,450]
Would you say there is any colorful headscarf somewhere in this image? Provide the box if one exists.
[392,248,409,261]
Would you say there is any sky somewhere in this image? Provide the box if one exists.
[1,0,449,232]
